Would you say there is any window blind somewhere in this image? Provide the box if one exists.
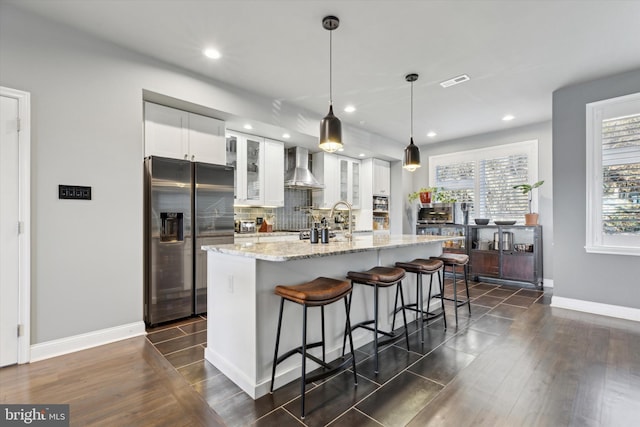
[478,154,529,220]
[434,161,475,204]
[429,140,538,223]
[433,155,530,220]
[601,114,640,235]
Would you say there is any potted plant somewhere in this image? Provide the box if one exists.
[513,180,544,225]
[433,187,457,204]
[408,187,435,204]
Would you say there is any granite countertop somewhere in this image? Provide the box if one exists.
[203,234,460,262]
[234,229,374,238]
[234,231,299,238]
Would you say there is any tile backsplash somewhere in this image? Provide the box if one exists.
[234,188,362,231]
[234,188,313,231]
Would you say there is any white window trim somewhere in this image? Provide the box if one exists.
[429,139,539,217]
[585,92,640,256]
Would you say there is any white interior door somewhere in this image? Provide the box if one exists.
[0,86,30,366]
[0,94,20,367]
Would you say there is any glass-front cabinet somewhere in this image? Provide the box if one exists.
[339,156,360,209]
[244,136,262,203]
[226,131,283,207]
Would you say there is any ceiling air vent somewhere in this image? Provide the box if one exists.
[439,74,470,88]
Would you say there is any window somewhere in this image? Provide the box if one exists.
[586,93,640,256]
[429,140,538,222]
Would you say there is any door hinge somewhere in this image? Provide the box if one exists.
[17,324,24,337]
[18,221,23,234]
[16,117,21,132]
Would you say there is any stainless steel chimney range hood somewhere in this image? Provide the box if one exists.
[284,147,324,189]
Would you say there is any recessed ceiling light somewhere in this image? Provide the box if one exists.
[203,48,221,59]
[243,123,253,130]
[282,133,291,139]
[502,114,515,121]
[358,153,365,157]
[427,131,437,138]
[440,74,470,88]
[344,105,356,113]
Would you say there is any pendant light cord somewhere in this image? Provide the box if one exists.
[410,79,414,139]
[329,29,333,106]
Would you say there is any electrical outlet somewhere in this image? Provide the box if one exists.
[59,185,91,200]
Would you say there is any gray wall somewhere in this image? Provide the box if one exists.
[0,5,407,344]
[410,121,554,283]
[552,69,640,309]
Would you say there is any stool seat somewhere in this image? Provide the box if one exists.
[431,253,469,265]
[347,266,405,284]
[396,258,444,273]
[275,277,352,306]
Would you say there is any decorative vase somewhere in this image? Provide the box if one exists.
[525,213,539,225]
[419,191,432,204]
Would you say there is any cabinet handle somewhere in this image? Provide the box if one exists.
[184,154,188,160]
[191,154,195,161]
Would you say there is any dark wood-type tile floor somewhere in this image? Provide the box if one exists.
[2,279,640,426]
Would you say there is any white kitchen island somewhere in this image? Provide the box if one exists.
[202,234,456,398]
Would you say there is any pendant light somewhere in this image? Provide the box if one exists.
[403,73,421,171]
[319,16,343,153]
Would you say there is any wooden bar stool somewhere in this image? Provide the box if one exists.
[393,258,446,342]
[431,253,471,326]
[269,276,357,420]
[343,266,409,374]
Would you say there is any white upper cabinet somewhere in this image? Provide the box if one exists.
[144,102,188,159]
[228,131,284,207]
[373,159,391,196]
[312,153,360,209]
[187,112,226,164]
[312,152,340,209]
[144,102,226,164]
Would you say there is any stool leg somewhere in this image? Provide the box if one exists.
[321,305,326,363]
[464,264,471,315]
[374,283,380,374]
[270,298,285,393]
[438,269,447,329]
[301,305,308,419]
[426,272,434,331]
[344,296,358,386]
[418,273,425,343]
[398,282,410,351]
[452,264,459,326]
[391,283,400,332]
[341,291,353,357]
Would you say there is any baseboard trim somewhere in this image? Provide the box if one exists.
[551,296,640,322]
[30,321,146,362]
[205,332,371,400]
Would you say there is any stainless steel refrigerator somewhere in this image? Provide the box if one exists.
[144,156,234,326]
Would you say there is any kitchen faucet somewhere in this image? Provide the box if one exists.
[329,200,353,242]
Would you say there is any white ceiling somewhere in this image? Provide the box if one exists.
[8,0,640,149]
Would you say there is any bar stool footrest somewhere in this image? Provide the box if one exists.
[304,355,355,384]
[274,341,323,366]
[351,320,402,347]
[442,296,470,308]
